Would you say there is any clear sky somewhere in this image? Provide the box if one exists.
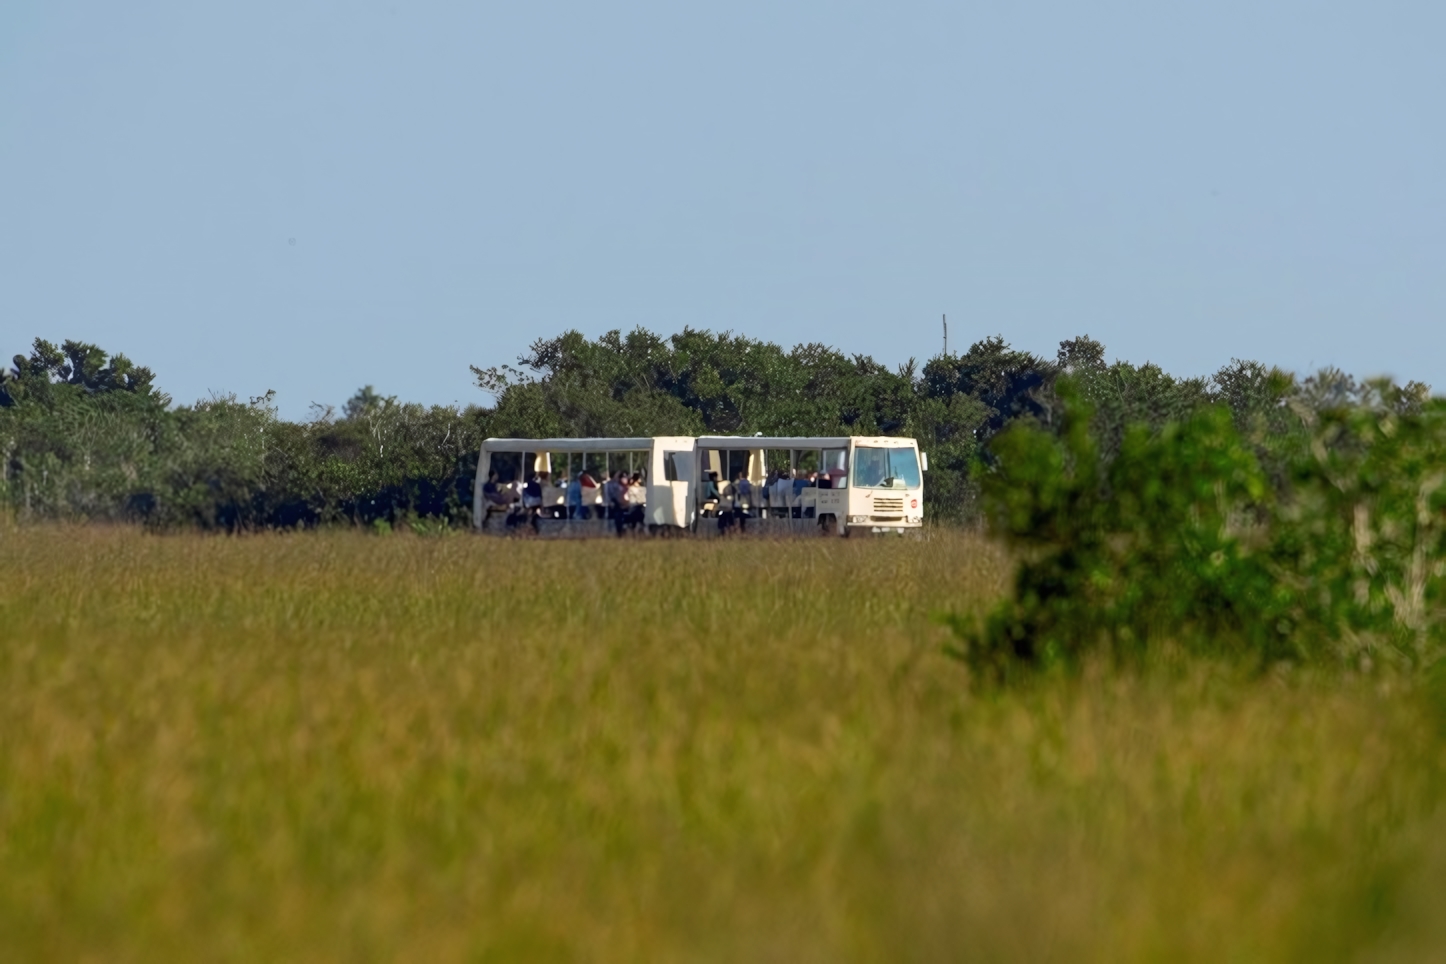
[2,1,1442,417]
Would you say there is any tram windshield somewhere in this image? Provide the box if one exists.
[852,446,921,489]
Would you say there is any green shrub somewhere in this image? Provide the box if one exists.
[952,380,1446,679]
[1269,389,1446,671]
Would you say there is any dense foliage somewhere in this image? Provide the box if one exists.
[954,374,1443,678]
[1,339,487,529]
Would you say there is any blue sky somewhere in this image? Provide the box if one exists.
[2,1,1442,417]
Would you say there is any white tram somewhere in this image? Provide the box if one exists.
[473,435,926,536]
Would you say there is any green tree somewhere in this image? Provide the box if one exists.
[1,338,162,407]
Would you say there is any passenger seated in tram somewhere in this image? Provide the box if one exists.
[789,470,818,517]
[701,471,722,515]
[548,472,569,519]
[482,470,515,508]
[771,469,792,509]
[481,469,517,525]
[733,470,752,505]
[565,472,589,519]
[717,469,751,533]
[522,471,544,509]
[769,468,792,517]
[522,470,549,532]
[601,471,632,536]
[761,469,778,516]
[625,472,647,531]
[601,471,619,514]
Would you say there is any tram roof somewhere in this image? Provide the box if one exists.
[696,435,915,448]
[481,435,918,452]
[481,437,692,452]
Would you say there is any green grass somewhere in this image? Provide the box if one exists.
[1,525,1443,961]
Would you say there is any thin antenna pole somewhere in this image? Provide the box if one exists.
[942,314,947,357]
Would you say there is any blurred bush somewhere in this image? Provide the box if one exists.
[952,376,1445,678]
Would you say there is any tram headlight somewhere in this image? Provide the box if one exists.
[848,515,868,524]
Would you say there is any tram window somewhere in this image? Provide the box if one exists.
[764,449,791,474]
[664,451,691,482]
[725,450,750,481]
[596,450,648,478]
[852,446,921,488]
[582,453,607,481]
[822,448,848,488]
[490,451,523,484]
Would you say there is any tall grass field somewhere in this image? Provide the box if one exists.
[2,525,1444,961]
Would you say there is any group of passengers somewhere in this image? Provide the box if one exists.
[701,465,845,532]
[482,458,849,536]
[481,468,647,536]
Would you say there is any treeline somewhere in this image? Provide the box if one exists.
[0,329,1430,531]
[0,340,486,529]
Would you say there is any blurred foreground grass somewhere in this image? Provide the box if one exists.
[2,525,1444,962]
